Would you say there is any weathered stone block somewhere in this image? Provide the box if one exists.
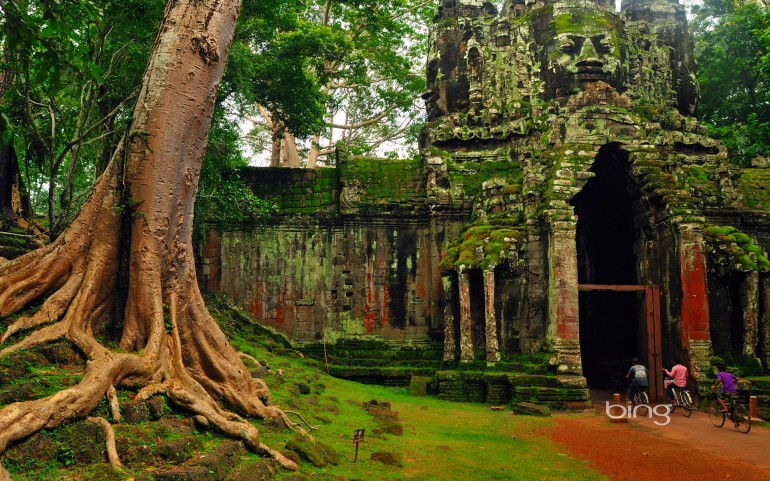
[511,401,551,417]
[408,376,430,396]
[370,451,403,466]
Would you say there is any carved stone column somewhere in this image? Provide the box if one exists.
[547,216,582,375]
[761,275,770,367]
[677,224,712,381]
[459,270,474,362]
[741,268,760,358]
[442,275,456,361]
[484,269,500,364]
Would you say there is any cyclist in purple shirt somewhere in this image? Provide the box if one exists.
[712,363,737,397]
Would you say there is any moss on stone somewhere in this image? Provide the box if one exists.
[738,169,770,211]
[440,219,525,271]
[445,156,521,197]
[704,225,770,272]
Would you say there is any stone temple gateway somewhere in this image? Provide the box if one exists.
[202,0,770,408]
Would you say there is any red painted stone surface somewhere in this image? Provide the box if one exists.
[679,238,710,344]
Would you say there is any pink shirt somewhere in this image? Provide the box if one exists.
[664,364,688,387]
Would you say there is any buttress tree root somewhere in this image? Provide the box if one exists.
[0,0,308,474]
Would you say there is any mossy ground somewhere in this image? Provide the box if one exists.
[0,296,604,481]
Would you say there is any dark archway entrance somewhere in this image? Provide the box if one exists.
[570,144,657,395]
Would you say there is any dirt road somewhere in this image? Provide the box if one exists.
[550,394,770,481]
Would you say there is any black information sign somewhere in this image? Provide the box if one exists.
[353,428,365,462]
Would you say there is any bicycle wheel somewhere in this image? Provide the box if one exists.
[680,390,693,417]
[633,392,649,416]
[733,404,751,434]
[708,399,726,427]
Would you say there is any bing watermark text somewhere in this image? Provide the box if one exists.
[605,401,672,426]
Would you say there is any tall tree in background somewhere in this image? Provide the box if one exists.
[0,0,165,238]
[243,0,431,167]
[0,57,22,228]
[692,0,770,166]
[0,0,306,472]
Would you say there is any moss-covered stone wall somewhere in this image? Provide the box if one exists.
[203,218,448,343]
[238,167,340,214]
[338,153,426,215]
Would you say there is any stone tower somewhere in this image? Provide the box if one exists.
[421,0,736,395]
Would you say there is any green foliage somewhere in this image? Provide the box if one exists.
[243,0,431,163]
[194,111,278,239]
[0,0,165,235]
[705,116,770,167]
[248,22,346,137]
[693,2,770,166]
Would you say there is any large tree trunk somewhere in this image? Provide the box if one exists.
[0,0,304,471]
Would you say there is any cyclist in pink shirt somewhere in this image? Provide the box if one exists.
[663,358,688,402]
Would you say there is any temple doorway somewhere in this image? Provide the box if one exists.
[570,144,663,400]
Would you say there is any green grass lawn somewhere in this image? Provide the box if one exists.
[1,298,607,480]
[235,337,607,481]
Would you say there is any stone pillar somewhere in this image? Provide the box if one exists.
[677,224,712,381]
[458,270,474,362]
[760,275,770,367]
[547,216,582,375]
[741,268,760,358]
[484,269,500,364]
[442,275,456,361]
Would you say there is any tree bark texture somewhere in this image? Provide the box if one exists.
[0,0,305,471]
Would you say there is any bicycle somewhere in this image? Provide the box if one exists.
[707,392,751,433]
[630,387,650,416]
[665,381,693,417]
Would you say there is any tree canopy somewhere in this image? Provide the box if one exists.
[691,0,770,166]
[241,0,432,167]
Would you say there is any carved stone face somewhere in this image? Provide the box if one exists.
[535,10,626,101]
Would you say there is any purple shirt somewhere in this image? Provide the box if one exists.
[716,371,737,394]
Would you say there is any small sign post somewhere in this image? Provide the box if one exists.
[352,428,365,463]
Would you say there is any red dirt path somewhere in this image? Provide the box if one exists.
[550,398,770,481]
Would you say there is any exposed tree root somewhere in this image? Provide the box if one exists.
[0,269,83,343]
[106,385,121,423]
[86,416,122,469]
[284,411,320,431]
[258,442,299,471]
[0,189,309,474]
[238,352,262,367]
[0,322,68,357]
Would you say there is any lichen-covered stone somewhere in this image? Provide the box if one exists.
[285,436,337,467]
[511,401,551,417]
